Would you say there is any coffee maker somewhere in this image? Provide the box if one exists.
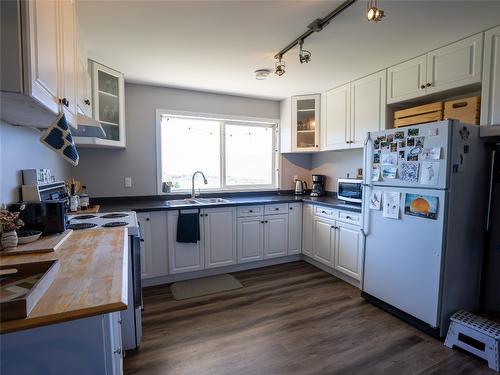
[310,175,326,197]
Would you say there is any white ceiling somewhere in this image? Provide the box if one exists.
[77,0,500,101]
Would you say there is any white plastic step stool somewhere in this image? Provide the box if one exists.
[445,310,500,372]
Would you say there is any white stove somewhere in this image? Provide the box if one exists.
[67,211,139,236]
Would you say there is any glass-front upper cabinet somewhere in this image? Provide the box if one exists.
[291,94,320,152]
[74,60,126,148]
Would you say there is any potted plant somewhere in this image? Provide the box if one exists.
[0,210,24,249]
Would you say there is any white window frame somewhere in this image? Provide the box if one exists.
[156,109,280,195]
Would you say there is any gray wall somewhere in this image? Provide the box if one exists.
[0,121,72,204]
[73,84,281,197]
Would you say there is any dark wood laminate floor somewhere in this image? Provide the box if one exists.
[125,261,494,375]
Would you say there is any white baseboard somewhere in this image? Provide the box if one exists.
[141,254,302,287]
[302,255,360,289]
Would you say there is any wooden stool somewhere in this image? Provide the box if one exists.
[444,310,500,372]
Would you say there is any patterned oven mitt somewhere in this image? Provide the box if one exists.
[40,113,79,166]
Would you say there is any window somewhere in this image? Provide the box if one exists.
[158,112,277,192]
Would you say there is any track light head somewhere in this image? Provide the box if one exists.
[275,57,286,76]
[367,0,385,22]
[299,40,312,64]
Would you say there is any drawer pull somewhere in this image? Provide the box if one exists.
[265,220,268,223]
[321,210,326,214]
[289,207,293,210]
[346,216,351,220]
[249,210,253,212]
[261,221,264,224]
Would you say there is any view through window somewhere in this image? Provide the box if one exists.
[159,114,276,191]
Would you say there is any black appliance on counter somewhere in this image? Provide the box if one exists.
[310,174,326,197]
[9,200,67,234]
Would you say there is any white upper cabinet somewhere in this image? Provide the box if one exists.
[387,55,427,104]
[280,97,292,153]
[323,83,350,150]
[203,208,237,269]
[0,0,79,128]
[59,0,78,127]
[350,70,386,147]
[323,70,386,151]
[426,33,483,94]
[291,94,320,152]
[481,25,500,127]
[388,33,483,104]
[74,61,126,148]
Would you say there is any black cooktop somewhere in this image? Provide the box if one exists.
[101,213,129,219]
[101,221,128,228]
[68,223,98,230]
[72,214,97,220]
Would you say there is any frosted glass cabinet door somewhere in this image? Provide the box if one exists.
[291,94,320,152]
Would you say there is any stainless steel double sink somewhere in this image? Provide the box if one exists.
[165,197,232,207]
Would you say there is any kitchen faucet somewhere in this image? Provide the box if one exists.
[191,171,208,198]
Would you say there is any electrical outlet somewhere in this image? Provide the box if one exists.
[124,177,132,188]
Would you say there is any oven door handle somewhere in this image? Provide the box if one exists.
[138,221,145,242]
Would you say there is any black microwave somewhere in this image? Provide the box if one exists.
[337,179,363,204]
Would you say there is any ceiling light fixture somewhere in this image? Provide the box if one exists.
[275,56,286,76]
[367,0,385,22]
[254,69,271,80]
[299,40,311,64]
[272,0,356,77]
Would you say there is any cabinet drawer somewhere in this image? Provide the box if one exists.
[237,205,263,217]
[337,211,360,225]
[264,203,289,215]
[314,206,336,219]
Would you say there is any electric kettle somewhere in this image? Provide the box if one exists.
[295,180,307,195]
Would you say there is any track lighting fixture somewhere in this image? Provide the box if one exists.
[271,0,355,77]
[299,40,311,64]
[275,56,286,76]
[367,0,385,22]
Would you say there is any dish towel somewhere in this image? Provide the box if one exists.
[40,113,79,166]
[176,212,200,243]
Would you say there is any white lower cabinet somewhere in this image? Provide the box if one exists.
[312,217,335,267]
[203,207,237,268]
[136,212,153,279]
[308,210,363,281]
[302,203,314,257]
[264,214,288,259]
[167,210,204,274]
[288,203,302,255]
[237,216,264,263]
[334,221,362,280]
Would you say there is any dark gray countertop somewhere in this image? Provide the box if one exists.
[96,194,362,213]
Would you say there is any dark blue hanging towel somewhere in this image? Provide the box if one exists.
[176,211,200,243]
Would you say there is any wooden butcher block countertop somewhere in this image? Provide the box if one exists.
[0,228,128,334]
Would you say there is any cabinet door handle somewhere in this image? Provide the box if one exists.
[146,218,150,221]
[59,98,69,107]
[205,213,209,217]
[249,210,253,213]
[265,220,268,223]
[420,85,426,89]
[84,99,91,105]
[289,207,293,210]
[275,207,279,210]
[426,83,432,87]
[321,210,326,214]
[346,216,351,220]
[114,347,122,355]
[200,214,204,217]
[315,145,319,148]
[260,221,265,224]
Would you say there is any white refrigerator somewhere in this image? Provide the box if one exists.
[361,120,487,337]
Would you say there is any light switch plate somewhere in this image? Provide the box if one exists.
[124,177,132,188]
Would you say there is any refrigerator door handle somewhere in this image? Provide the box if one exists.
[486,149,496,231]
[363,134,373,186]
